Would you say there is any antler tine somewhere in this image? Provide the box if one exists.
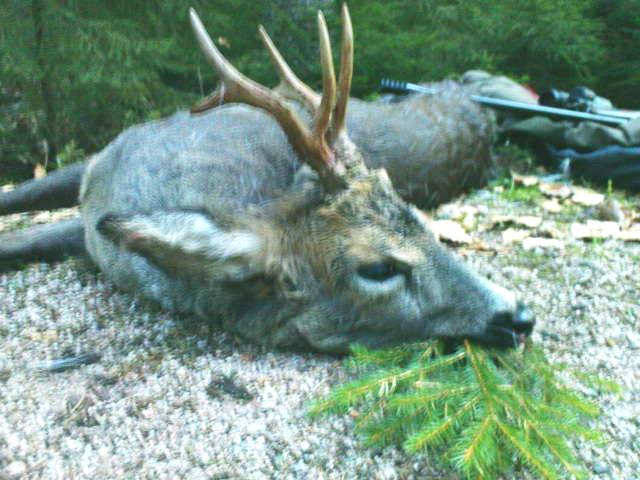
[258,25,320,112]
[190,9,249,98]
[190,8,342,185]
[313,11,337,141]
[330,3,353,142]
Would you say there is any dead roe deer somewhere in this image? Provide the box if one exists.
[0,6,533,352]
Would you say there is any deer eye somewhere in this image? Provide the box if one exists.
[357,262,400,282]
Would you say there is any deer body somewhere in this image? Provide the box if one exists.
[82,86,493,227]
[1,7,533,352]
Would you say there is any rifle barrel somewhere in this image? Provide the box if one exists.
[380,79,628,126]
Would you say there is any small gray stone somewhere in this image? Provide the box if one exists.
[5,461,27,479]
[299,440,311,452]
[627,335,640,350]
[592,461,610,475]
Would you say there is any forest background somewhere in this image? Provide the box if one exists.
[1,0,638,179]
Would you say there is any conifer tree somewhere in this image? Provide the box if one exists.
[592,0,640,108]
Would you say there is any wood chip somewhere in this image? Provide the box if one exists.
[459,241,498,255]
[515,216,543,228]
[511,172,539,187]
[436,204,478,221]
[541,199,563,213]
[502,228,531,245]
[617,227,640,242]
[539,182,572,198]
[468,240,495,252]
[461,213,476,231]
[430,219,472,245]
[33,212,53,223]
[522,237,565,250]
[460,206,479,216]
[571,220,620,240]
[571,187,604,206]
[537,225,565,239]
[34,163,47,179]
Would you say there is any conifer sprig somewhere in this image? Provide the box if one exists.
[311,340,608,479]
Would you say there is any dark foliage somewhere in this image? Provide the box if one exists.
[1,0,636,178]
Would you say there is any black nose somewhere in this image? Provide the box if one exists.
[512,302,535,336]
[482,302,536,348]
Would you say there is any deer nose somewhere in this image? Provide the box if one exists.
[512,302,535,336]
[484,302,535,348]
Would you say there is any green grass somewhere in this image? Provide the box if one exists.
[501,183,543,204]
[490,176,543,205]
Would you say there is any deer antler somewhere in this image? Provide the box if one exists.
[189,6,358,189]
[258,25,320,113]
[331,4,353,144]
[258,4,353,144]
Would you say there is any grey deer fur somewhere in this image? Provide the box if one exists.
[1,6,530,353]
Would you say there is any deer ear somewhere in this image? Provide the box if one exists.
[97,210,265,281]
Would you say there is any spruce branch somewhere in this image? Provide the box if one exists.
[495,419,562,479]
[310,340,611,479]
[404,394,481,452]
[455,413,496,472]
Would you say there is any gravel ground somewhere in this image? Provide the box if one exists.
[0,181,639,479]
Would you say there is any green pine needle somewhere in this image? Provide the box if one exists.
[310,340,611,479]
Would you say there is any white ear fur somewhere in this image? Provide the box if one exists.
[99,210,264,280]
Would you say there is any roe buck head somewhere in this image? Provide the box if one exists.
[100,5,534,353]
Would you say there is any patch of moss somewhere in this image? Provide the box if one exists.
[502,183,543,204]
[489,175,543,205]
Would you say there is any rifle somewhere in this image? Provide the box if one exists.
[380,79,629,126]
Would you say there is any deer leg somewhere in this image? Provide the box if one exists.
[0,162,86,215]
[0,218,86,270]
